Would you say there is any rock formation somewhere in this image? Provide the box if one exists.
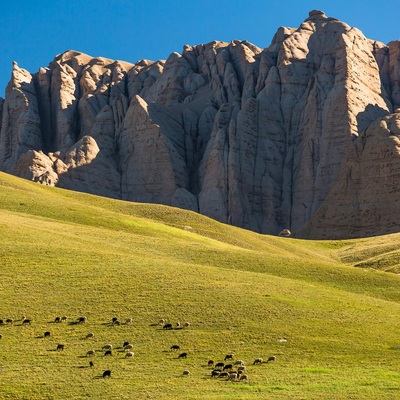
[1,10,400,239]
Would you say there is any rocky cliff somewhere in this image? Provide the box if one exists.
[1,10,400,239]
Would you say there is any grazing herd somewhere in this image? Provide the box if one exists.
[0,315,281,383]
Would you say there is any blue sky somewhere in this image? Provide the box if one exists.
[1,0,399,97]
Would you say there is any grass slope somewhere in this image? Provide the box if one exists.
[0,172,400,399]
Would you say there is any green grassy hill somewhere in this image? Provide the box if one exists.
[1,171,400,399]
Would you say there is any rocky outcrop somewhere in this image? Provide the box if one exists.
[1,10,400,239]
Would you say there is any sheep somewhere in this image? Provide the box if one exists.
[86,350,95,357]
[54,317,61,323]
[125,351,134,358]
[267,356,276,363]
[6,318,14,324]
[277,337,287,343]
[22,318,31,325]
[44,331,51,337]
[104,350,112,356]
[170,345,180,351]
[229,372,238,381]
[184,322,191,328]
[182,370,190,376]
[125,318,133,325]
[253,358,263,365]
[113,320,121,326]
[102,370,111,378]
[89,361,94,368]
[223,364,233,371]
[211,369,221,377]
[77,316,87,323]
[124,344,133,351]
[163,323,173,330]
[102,344,113,350]
[176,322,181,328]
[238,366,246,372]
[208,360,215,367]
[86,332,95,339]
[56,344,64,351]
[218,371,229,378]
[0,334,2,339]
[0,319,3,325]
[122,341,130,348]
[215,362,224,369]
[224,354,233,361]
[61,316,68,322]
[158,319,165,325]
[178,352,187,359]
[234,360,245,366]
[112,317,118,323]
[239,374,248,381]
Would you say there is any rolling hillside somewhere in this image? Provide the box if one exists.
[0,172,400,399]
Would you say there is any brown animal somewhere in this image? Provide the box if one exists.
[56,344,64,351]
[267,356,276,362]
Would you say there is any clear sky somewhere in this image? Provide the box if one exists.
[1,0,399,98]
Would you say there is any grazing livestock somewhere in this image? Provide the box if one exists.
[239,374,248,381]
[102,370,111,378]
[267,356,276,363]
[215,362,224,369]
[224,354,233,361]
[170,345,180,351]
[86,350,95,357]
[124,344,133,351]
[163,323,173,330]
[122,341,130,348]
[176,322,181,328]
[61,316,68,322]
[0,319,3,324]
[223,364,233,371]
[54,317,61,323]
[178,352,187,359]
[219,372,229,378]
[22,318,31,325]
[234,360,245,366]
[0,334,2,339]
[6,318,14,324]
[238,366,246,372]
[211,369,221,377]
[182,370,190,376]
[102,344,113,350]
[125,351,134,358]
[253,358,263,365]
[104,350,112,356]
[112,317,118,323]
[277,337,287,343]
[208,360,215,367]
[229,372,238,381]
[184,322,191,328]
[89,361,94,367]
[158,319,165,325]
[44,331,51,337]
[77,316,87,323]
[113,320,121,326]
[86,332,95,339]
[125,318,133,325]
[56,344,64,351]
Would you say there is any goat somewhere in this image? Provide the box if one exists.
[54,317,61,323]
[86,350,95,357]
[224,354,233,361]
[219,371,229,378]
[61,316,67,322]
[223,364,233,371]
[234,360,245,366]
[238,366,246,372]
[56,344,64,351]
[125,318,133,325]
[89,361,94,368]
[86,332,95,339]
[178,352,187,359]
[208,360,215,367]
[163,323,173,330]
[184,322,191,328]
[0,319,3,324]
[215,362,224,369]
[170,345,180,351]
[158,319,165,325]
[22,318,31,325]
[267,356,276,362]
[102,344,113,350]
[229,372,238,381]
[176,322,181,328]
[124,344,133,351]
[44,331,51,337]
[6,318,14,324]
[113,320,121,326]
[253,358,263,365]
[125,351,134,358]
[182,370,190,376]
[102,370,111,378]
[77,316,87,323]
[112,317,118,323]
[239,374,248,381]
[104,350,112,356]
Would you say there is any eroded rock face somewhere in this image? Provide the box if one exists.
[1,10,400,239]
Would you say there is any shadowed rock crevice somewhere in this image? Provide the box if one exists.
[1,10,400,239]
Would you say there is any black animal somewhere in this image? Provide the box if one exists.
[103,370,111,378]
[163,323,173,330]
[123,341,130,348]
[219,371,229,378]
[113,320,120,326]
[44,331,51,337]
[104,350,112,356]
[170,345,180,351]
[6,318,13,324]
[223,364,233,371]
[0,319,4,324]
[215,362,224,369]
[208,360,215,367]
[224,354,233,361]
[89,361,94,367]
[0,334,2,339]
[112,317,118,323]
[22,319,31,325]
[178,352,187,359]
[267,356,276,362]
[56,344,64,351]
[54,317,61,323]
[211,369,221,377]
[77,316,87,323]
